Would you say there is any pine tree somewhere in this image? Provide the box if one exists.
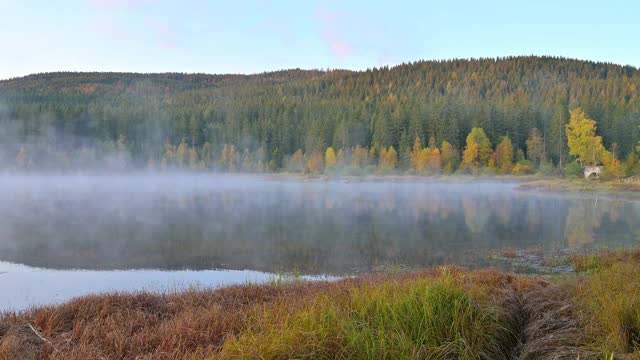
[188,147,199,170]
[550,103,568,166]
[200,142,212,169]
[526,128,545,165]
[637,126,640,155]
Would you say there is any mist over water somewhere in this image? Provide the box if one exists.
[1,174,639,310]
[1,174,639,271]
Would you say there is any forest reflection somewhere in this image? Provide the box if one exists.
[0,176,637,274]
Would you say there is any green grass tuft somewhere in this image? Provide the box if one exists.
[574,261,640,355]
[220,269,518,359]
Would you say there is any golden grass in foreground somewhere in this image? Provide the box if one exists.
[570,251,640,357]
[1,251,639,359]
[0,268,540,360]
[520,249,640,359]
[220,268,533,359]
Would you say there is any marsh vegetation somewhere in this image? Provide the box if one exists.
[1,250,639,359]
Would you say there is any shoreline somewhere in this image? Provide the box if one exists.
[517,178,640,199]
[1,249,638,359]
[4,170,639,192]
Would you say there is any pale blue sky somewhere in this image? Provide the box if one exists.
[1,0,637,79]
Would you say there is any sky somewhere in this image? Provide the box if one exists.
[1,0,638,79]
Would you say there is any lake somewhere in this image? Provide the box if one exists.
[0,175,638,311]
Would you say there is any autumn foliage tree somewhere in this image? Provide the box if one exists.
[461,138,479,173]
[604,143,625,179]
[417,149,430,173]
[428,148,441,173]
[1,57,639,173]
[176,139,188,168]
[336,149,345,167]
[410,137,429,173]
[440,141,459,175]
[565,108,608,166]
[162,140,176,170]
[351,145,370,168]
[325,147,337,170]
[221,144,236,171]
[306,151,323,174]
[378,146,398,171]
[495,137,514,173]
[471,128,492,165]
[461,127,492,172]
[287,149,305,173]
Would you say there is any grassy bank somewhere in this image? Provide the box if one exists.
[285,172,640,199]
[518,178,640,197]
[1,251,639,359]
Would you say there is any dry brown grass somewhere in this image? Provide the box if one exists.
[0,268,545,360]
[0,281,347,360]
[517,283,599,360]
[513,268,640,360]
[2,257,639,359]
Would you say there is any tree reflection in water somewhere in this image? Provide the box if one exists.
[0,176,637,274]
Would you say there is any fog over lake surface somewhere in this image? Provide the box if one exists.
[1,175,639,310]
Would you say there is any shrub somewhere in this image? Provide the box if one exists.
[537,160,555,176]
[625,154,640,177]
[564,160,583,178]
[511,161,534,175]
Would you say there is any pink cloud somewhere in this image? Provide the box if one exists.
[316,6,354,59]
[328,39,353,57]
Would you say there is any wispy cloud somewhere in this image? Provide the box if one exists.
[316,6,353,58]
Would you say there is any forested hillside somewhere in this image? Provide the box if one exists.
[1,56,639,173]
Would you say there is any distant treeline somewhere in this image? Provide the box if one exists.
[1,56,639,175]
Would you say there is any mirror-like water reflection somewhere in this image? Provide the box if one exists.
[1,175,638,274]
[0,261,337,311]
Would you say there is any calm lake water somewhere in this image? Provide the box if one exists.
[1,175,639,310]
